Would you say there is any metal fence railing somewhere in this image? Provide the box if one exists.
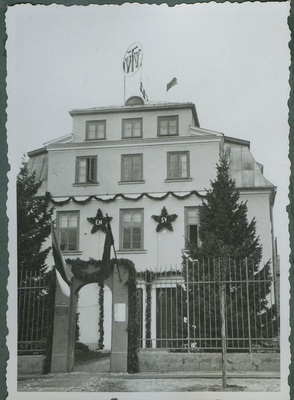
[136,258,279,352]
[18,271,51,355]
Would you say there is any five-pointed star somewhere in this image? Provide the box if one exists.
[151,206,178,232]
[87,209,112,234]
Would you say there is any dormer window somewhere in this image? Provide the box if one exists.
[86,120,106,140]
[158,115,179,136]
[122,118,143,138]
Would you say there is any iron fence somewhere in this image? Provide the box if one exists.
[18,271,51,355]
[136,258,279,352]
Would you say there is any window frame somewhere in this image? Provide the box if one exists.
[122,118,143,138]
[57,211,80,252]
[157,115,179,137]
[85,120,106,140]
[121,153,143,182]
[75,155,98,184]
[167,151,190,180]
[120,208,144,251]
[184,207,200,248]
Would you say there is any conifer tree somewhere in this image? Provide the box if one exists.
[182,155,277,350]
[17,159,54,356]
[17,159,53,279]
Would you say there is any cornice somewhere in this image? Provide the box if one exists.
[47,135,222,152]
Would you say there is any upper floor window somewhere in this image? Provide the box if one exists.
[86,120,106,140]
[57,212,79,252]
[158,115,179,136]
[120,209,144,251]
[167,151,189,180]
[185,207,200,248]
[76,156,97,184]
[121,154,143,182]
[122,118,143,138]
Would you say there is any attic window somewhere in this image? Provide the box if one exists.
[86,120,106,140]
[158,115,179,136]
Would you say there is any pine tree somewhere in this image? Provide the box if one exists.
[17,159,54,356]
[183,155,277,350]
[17,159,53,279]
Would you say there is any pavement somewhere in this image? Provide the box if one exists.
[17,357,281,393]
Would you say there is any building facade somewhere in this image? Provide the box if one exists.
[27,96,278,349]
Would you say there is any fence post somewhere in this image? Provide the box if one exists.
[220,282,227,389]
[186,258,190,353]
[219,257,227,390]
[245,258,252,353]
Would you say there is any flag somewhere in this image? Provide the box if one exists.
[167,77,177,92]
[102,216,114,278]
[51,221,73,297]
[140,81,148,101]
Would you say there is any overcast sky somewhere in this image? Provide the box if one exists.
[6,2,290,277]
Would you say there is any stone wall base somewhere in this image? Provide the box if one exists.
[138,351,280,373]
[18,355,46,376]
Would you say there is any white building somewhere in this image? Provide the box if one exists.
[27,96,277,349]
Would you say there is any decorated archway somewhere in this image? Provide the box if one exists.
[50,259,138,374]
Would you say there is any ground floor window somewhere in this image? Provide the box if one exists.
[185,207,200,247]
[120,209,144,250]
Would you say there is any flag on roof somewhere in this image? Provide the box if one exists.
[167,77,177,92]
[51,220,73,297]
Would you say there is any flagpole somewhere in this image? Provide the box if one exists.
[124,75,126,104]
[105,214,122,282]
[112,242,122,283]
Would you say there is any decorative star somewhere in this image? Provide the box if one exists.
[87,209,112,234]
[151,207,178,232]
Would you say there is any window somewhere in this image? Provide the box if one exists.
[76,156,97,184]
[167,152,189,179]
[158,116,178,136]
[120,209,143,250]
[122,118,143,138]
[57,212,79,252]
[86,120,106,140]
[185,207,200,247]
[121,154,143,182]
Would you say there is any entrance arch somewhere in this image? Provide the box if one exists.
[50,261,129,373]
[77,283,113,351]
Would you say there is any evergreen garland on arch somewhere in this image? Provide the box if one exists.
[66,258,108,283]
[98,282,104,350]
[144,271,155,348]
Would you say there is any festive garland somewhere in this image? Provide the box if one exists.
[98,282,104,350]
[144,271,155,348]
[66,258,109,283]
[46,190,206,206]
[127,260,140,373]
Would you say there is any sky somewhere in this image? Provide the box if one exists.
[6,2,290,266]
[5,3,291,395]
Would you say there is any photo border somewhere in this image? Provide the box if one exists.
[0,0,292,398]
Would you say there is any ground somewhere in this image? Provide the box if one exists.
[18,351,281,393]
